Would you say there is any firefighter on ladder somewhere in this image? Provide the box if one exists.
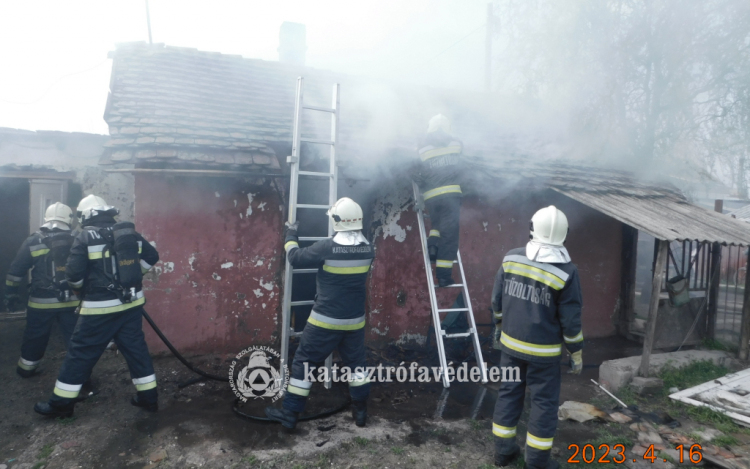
[5,203,81,378]
[34,195,160,417]
[491,206,583,469]
[416,114,463,287]
[266,197,374,431]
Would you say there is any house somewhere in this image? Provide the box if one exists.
[102,42,750,365]
[0,127,133,309]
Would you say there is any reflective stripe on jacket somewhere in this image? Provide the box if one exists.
[284,232,374,323]
[491,247,583,363]
[417,131,463,201]
[5,230,81,309]
[66,216,159,315]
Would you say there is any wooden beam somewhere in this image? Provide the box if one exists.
[739,248,750,360]
[640,239,669,377]
[104,168,289,178]
[619,225,638,336]
[707,242,722,340]
[0,171,75,180]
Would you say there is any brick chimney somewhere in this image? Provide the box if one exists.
[278,22,307,66]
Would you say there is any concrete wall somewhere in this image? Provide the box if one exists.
[135,174,284,354]
[366,185,624,347]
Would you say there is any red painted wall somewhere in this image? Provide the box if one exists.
[134,175,621,354]
[135,175,283,354]
[366,186,622,346]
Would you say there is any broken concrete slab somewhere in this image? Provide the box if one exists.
[692,428,724,442]
[599,350,735,392]
[632,377,664,395]
[610,412,632,423]
[557,401,608,422]
[638,431,665,446]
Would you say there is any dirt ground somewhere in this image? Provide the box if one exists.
[0,316,745,469]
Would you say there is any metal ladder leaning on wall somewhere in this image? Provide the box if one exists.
[412,181,488,388]
[280,77,340,389]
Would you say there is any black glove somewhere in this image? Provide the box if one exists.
[285,220,300,236]
[57,281,72,302]
[4,294,22,312]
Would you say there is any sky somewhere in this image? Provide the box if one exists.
[0,0,489,135]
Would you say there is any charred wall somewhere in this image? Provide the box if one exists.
[366,184,623,347]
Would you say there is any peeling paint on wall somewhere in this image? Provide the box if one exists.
[221,262,234,269]
[259,279,274,291]
[396,332,427,346]
[162,262,174,273]
[188,253,197,271]
[246,193,255,217]
[372,187,412,243]
[212,272,221,281]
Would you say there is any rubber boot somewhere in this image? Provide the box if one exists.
[130,395,158,412]
[34,401,74,418]
[494,444,521,467]
[351,400,367,427]
[265,407,299,432]
[437,276,456,288]
[17,366,41,378]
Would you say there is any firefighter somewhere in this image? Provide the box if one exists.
[4,203,80,377]
[416,114,463,287]
[265,197,374,431]
[491,206,583,469]
[34,195,160,417]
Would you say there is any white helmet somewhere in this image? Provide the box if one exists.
[327,197,363,232]
[76,194,119,224]
[530,206,569,246]
[427,114,451,134]
[44,202,73,225]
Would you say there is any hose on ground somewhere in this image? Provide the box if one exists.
[141,310,229,383]
[232,397,350,422]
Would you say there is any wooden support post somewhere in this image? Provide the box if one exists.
[619,225,638,336]
[707,242,721,340]
[739,248,750,360]
[639,239,669,377]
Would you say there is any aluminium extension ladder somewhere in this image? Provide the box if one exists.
[412,181,488,388]
[280,77,340,389]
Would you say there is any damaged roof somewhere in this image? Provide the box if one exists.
[474,160,750,246]
[103,42,522,171]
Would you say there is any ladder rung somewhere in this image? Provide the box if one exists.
[438,308,469,313]
[435,284,464,288]
[299,236,328,241]
[297,204,330,209]
[290,300,315,306]
[301,138,335,145]
[298,171,334,178]
[443,331,473,339]
[293,268,318,274]
[303,105,335,113]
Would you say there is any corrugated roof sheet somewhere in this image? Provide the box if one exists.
[728,204,750,221]
[473,160,750,246]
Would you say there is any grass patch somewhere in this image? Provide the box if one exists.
[31,463,46,469]
[713,434,739,447]
[659,360,729,392]
[469,419,483,431]
[701,338,736,352]
[241,455,258,466]
[684,405,747,435]
[38,444,54,460]
[354,436,370,447]
[391,446,405,455]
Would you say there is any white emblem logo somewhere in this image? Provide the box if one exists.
[229,346,288,402]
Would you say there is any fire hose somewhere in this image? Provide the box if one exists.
[141,309,349,421]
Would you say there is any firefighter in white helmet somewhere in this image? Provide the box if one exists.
[34,194,161,418]
[4,203,80,378]
[266,197,375,431]
[416,114,463,287]
[490,206,583,469]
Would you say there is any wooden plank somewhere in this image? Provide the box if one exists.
[739,248,750,360]
[640,239,669,377]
